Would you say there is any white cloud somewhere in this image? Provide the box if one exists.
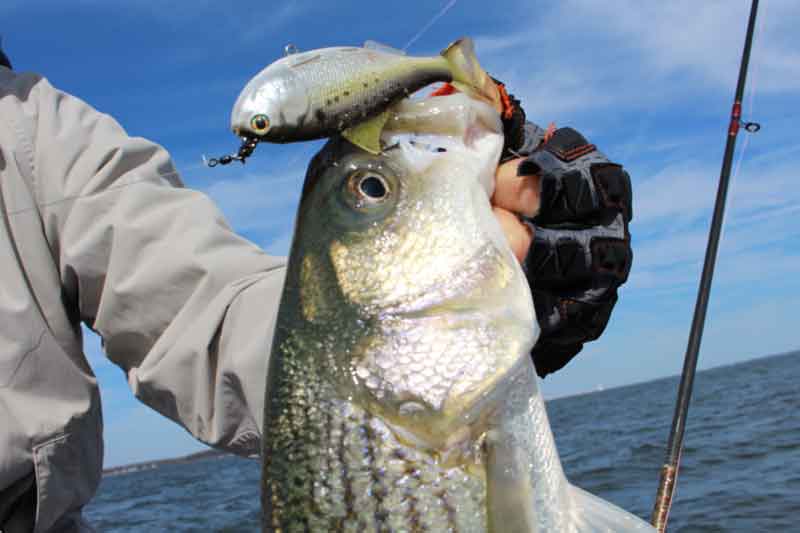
[634,163,719,225]
[473,1,798,120]
[630,236,800,292]
[634,157,799,229]
[473,33,531,57]
[197,141,325,248]
[203,170,303,233]
[630,197,800,289]
[238,2,310,45]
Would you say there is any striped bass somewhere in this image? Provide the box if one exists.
[262,92,655,532]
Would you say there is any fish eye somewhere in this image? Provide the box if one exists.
[250,114,270,134]
[347,170,391,206]
[359,175,388,199]
[322,158,398,227]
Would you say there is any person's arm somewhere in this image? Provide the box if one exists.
[25,74,285,455]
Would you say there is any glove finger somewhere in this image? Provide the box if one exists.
[532,284,619,342]
[524,219,632,289]
[518,128,633,226]
[530,283,618,379]
[531,341,583,378]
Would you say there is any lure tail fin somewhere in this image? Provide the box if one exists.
[440,37,501,110]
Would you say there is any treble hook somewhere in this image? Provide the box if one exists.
[203,136,260,168]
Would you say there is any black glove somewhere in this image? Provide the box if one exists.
[498,100,633,376]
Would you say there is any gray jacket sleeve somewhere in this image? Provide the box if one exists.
[26,74,286,455]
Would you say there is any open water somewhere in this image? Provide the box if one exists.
[85,351,800,531]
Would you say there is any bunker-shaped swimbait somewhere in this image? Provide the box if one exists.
[216,37,499,163]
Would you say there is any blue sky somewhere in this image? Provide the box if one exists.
[4,1,798,467]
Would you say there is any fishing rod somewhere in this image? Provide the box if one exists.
[651,0,761,531]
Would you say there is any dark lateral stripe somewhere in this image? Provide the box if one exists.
[338,417,356,526]
[362,414,389,529]
[405,486,423,533]
[302,391,320,520]
[396,449,424,533]
[437,489,459,533]
[265,376,291,527]
[285,382,311,532]
[316,406,333,523]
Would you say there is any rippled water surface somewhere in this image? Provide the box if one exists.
[86,351,800,531]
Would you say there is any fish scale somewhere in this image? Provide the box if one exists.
[264,332,487,532]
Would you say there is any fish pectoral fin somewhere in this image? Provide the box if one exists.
[341,111,390,155]
[569,486,657,532]
[485,429,538,533]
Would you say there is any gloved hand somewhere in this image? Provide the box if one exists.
[492,83,633,378]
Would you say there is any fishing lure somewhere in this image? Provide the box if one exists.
[205,37,499,166]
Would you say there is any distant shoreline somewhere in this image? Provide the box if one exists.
[104,349,798,474]
[102,449,230,476]
[544,348,799,401]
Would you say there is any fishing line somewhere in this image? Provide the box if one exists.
[402,0,458,51]
[744,0,767,120]
[731,0,767,182]
[720,0,767,243]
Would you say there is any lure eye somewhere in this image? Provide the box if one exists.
[347,170,390,206]
[250,114,270,135]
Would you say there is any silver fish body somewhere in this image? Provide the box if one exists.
[262,93,655,532]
